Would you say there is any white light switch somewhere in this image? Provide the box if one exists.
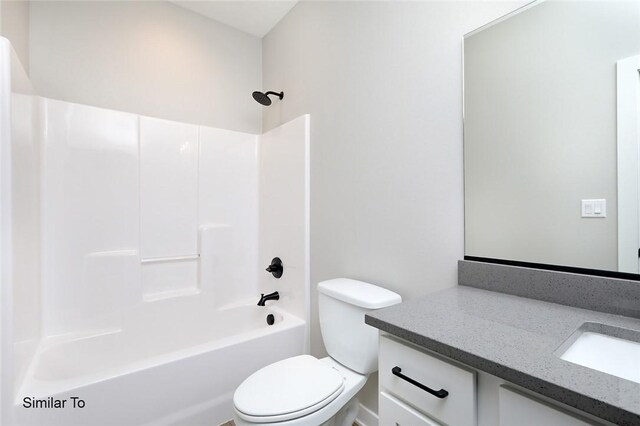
[582,199,606,218]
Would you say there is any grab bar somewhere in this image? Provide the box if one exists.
[140,254,200,264]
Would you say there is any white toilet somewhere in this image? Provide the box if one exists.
[233,278,401,426]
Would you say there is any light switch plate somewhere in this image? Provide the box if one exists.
[581,199,606,218]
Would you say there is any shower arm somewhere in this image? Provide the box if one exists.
[264,91,284,100]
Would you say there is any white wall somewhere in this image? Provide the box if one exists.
[0,0,29,73]
[11,93,41,390]
[199,126,259,308]
[0,36,11,426]
[259,115,310,342]
[42,99,141,335]
[464,1,640,271]
[29,1,262,133]
[1,37,38,426]
[40,99,263,336]
[262,0,524,414]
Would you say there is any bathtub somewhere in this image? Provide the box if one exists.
[14,304,306,426]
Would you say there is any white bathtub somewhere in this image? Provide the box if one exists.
[14,305,305,426]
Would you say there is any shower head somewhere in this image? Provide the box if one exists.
[252,90,284,106]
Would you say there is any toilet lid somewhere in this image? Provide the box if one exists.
[234,355,345,422]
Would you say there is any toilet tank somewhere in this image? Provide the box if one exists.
[318,278,402,375]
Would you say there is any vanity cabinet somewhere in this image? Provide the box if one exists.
[378,334,606,426]
[498,386,597,426]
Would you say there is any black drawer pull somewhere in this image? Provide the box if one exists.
[392,366,449,399]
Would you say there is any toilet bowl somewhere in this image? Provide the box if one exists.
[233,279,401,426]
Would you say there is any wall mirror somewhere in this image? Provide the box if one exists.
[464,0,640,276]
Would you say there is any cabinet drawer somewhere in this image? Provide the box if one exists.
[379,335,476,426]
[499,386,600,426]
[380,392,442,426]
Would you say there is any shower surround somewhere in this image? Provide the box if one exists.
[0,39,310,426]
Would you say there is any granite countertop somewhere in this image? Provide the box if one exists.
[365,286,640,426]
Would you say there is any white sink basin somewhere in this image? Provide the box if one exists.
[556,324,640,384]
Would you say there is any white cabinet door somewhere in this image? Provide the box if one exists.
[499,386,599,426]
[379,335,477,426]
[379,392,442,426]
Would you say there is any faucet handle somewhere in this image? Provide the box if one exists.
[265,257,283,278]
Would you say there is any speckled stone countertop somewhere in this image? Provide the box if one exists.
[365,286,640,426]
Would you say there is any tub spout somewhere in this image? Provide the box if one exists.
[258,291,280,306]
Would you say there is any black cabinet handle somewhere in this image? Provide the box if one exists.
[392,366,449,399]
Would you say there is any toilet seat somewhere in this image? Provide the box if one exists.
[234,355,345,423]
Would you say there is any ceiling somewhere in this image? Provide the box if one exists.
[170,1,298,38]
